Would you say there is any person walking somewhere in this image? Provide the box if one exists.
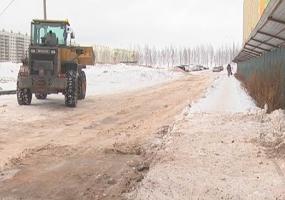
[227,64,233,77]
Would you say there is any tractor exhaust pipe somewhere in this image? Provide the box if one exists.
[43,0,47,20]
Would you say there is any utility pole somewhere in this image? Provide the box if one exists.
[43,0,47,20]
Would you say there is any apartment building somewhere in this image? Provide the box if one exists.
[0,29,30,63]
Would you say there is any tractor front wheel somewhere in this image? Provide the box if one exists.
[17,87,32,105]
[65,70,78,107]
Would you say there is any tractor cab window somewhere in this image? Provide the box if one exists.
[31,22,67,46]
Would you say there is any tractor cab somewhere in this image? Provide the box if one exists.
[31,19,73,47]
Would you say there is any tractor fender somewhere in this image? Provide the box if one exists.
[63,62,78,72]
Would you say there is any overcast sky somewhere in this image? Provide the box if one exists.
[0,0,243,48]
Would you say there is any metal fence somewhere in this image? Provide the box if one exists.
[237,46,285,80]
[237,48,285,109]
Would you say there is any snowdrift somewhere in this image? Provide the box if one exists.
[0,62,20,91]
[0,63,182,95]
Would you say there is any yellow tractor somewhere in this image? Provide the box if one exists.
[17,19,95,107]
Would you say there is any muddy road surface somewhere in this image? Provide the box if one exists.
[0,74,212,200]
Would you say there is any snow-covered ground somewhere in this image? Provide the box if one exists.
[131,74,285,199]
[190,75,257,113]
[0,62,20,91]
[0,63,183,95]
[85,64,183,95]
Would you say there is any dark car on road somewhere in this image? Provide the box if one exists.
[212,66,224,72]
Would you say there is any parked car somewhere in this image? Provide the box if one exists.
[191,65,204,72]
[212,66,223,72]
[176,65,191,72]
[191,65,202,71]
[197,65,204,71]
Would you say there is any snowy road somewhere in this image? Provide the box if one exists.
[0,66,285,200]
[0,72,212,200]
[131,74,285,200]
[190,75,256,113]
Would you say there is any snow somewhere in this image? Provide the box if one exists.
[85,64,183,95]
[131,67,285,200]
[190,74,258,113]
[132,109,285,199]
[0,62,183,95]
[0,62,20,91]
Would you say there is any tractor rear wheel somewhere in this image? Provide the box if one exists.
[35,93,47,100]
[78,70,86,100]
[17,87,32,105]
[65,70,78,107]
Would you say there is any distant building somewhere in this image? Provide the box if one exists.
[0,29,30,63]
[93,45,138,64]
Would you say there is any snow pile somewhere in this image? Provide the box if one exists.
[129,70,285,199]
[130,110,285,199]
[189,75,257,113]
[0,63,182,95]
[85,64,183,95]
[258,109,285,158]
[0,62,20,91]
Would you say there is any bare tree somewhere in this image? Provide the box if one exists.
[94,43,241,67]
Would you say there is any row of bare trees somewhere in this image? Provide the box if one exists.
[133,43,240,67]
[94,43,240,67]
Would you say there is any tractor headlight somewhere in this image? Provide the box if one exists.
[50,50,56,54]
[30,49,36,53]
